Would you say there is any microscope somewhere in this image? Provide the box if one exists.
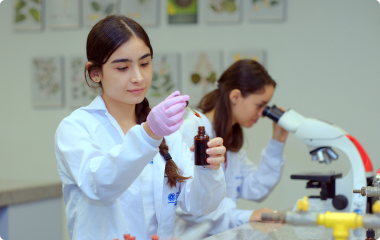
[263,105,374,215]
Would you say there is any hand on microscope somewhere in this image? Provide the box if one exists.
[249,207,281,222]
[269,106,289,143]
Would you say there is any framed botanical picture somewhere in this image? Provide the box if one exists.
[83,0,118,28]
[46,0,80,29]
[205,0,241,23]
[119,0,159,26]
[227,49,266,67]
[247,0,285,21]
[168,0,197,24]
[32,56,64,107]
[13,0,43,31]
[146,53,181,107]
[182,51,223,108]
[68,56,98,108]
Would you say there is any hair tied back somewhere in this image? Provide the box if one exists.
[163,153,172,161]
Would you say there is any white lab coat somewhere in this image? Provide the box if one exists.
[176,111,285,236]
[54,96,226,240]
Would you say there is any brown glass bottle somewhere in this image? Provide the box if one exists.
[365,229,376,240]
[194,126,210,166]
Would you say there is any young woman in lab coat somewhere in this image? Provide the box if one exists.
[176,59,289,235]
[54,15,226,240]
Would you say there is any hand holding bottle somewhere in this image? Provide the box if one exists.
[191,137,226,170]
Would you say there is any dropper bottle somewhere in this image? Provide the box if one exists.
[194,126,209,166]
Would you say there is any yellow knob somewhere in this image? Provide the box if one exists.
[372,200,380,214]
[297,196,309,212]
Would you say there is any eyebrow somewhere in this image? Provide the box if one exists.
[111,53,151,64]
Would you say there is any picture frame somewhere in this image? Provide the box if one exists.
[168,0,197,24]
[83,0,118,28]
[146,53,181,107]
[46,0,80,29]
[119,0,159,27]
[182,51,223,108]
[205,0,241,23]
[67,56,98,108]
[32,56,64,107]
[13,0,43,31]
[227,49,266,67]
[246,0,285,21]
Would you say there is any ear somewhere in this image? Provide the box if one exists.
[86,62,101,83]
[229,89,242,105]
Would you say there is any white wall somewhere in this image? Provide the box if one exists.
[0,0,379,238]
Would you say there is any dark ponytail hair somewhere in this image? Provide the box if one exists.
[198,59,277,152]
[85,15,190,188]
[135,98,191,188]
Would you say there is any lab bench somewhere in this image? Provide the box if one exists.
[0,179,63,240]
[203,221,377,240]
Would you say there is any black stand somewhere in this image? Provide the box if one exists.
[290,172,348,210]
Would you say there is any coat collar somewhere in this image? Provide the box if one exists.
[81,95,108,112]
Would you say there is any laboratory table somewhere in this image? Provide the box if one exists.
[204,221,378,240]
[0,179,63,240]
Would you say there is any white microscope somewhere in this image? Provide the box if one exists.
[263,105,374,215]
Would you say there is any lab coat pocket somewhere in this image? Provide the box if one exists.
[160,182,180,225]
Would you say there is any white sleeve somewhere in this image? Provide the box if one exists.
[55,118,161,202]
[240,139,285,201]
[176,142,226,217]
[177,197,253,235]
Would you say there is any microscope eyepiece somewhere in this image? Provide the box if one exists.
[262,105,284,123]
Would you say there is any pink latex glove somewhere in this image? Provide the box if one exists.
[147,91,189,138]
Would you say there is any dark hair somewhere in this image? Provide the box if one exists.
[198,59,277,152]
[85,15,153,88]
[85,15,190,188]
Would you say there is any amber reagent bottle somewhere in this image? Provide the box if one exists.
[194,126,210,166]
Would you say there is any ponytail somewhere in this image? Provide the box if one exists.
[198,60,276,152]
[135,98,191,188]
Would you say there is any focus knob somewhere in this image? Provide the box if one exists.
[332,195,348,210]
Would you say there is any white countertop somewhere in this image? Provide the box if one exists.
[203,222,372,240]
[0,179,62,207]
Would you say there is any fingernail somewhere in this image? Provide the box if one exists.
[206,149,210,154]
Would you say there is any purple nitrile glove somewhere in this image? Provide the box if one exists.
[147,91,189,138]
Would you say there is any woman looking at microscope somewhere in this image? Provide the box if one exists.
[176,59,289,236]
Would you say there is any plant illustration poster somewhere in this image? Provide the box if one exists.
[146,53,181,107]
[205,0,240,23]
[168,0,197,24]
[32,56,64,107]
[83,0,118,27]
[47,0,80,29]
[247,0,285,21]
[119,0,158,26]
[13,0,43,31]
[183,51,222,108]
[228,50,266,67]
[68,57,98,108]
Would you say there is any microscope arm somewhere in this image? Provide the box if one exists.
[264,106,373,171]
[263,105,374,214]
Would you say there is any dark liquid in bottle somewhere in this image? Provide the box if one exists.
[194,126,210,166]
